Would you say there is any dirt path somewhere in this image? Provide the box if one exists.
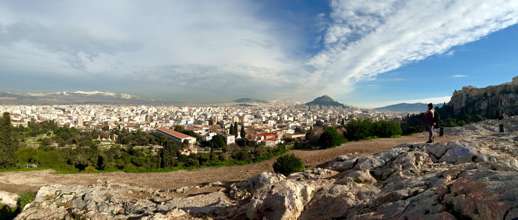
[0,133,451,194]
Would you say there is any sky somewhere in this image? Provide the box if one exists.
[0,0,517,107]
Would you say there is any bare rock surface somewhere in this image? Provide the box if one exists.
[0,190,19,209]
[15,117,518,220]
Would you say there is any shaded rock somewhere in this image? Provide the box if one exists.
[439,142,479,164]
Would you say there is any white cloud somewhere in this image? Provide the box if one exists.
[310,0,518,98]
[451,74,468,78]
[0,1,307,100]
[364,96,451,108]
[1,1,518,103]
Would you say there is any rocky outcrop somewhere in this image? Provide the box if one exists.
[15,180,233,220]
[448,76,518,118]
[16,116,518,220]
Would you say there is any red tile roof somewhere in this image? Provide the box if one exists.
[257,132,278,141]
[157,127,194,139]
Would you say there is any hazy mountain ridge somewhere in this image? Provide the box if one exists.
[374,103,428,112]
[0,91,146,105]
[233,98,268,103]
[375,103,445,113]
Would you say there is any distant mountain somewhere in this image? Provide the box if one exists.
[233,98,268,103]
[305,95,346,107]
[374,103,429,113]
[0,91,148,105]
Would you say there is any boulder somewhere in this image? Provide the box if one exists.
[439,142,479,164]
[247,179,314,220]
[0,191,19,209]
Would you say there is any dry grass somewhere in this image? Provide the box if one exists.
[0,132,453,194]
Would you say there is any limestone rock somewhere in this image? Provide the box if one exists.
[0,191,19,209]
[14,116,518,220]
[247,179,314,220]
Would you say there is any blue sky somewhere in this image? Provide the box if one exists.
[351,24,518,107]
[0,0,517,107]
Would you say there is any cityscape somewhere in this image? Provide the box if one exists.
[0,99,404,151]
[1,1,517,219]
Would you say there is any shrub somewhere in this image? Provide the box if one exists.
[346,119,403,140]
[17,192,36,210]
[318,127,345,148]
[84,165,97,173]
[273,154,304,176]
[345,119,374,141]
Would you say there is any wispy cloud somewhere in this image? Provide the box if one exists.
[310,0,518,98]
[0,1,307,101]
[451,74,468,78]
[1,1,518,103]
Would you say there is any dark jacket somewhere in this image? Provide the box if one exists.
[424,109,435,126]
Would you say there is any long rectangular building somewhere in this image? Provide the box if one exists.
[156,127,197,145]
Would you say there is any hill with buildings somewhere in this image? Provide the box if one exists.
[305,95,346,108]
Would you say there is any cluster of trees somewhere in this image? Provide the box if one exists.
[0,113,288,173]
[400,104,486,132]
[345,119,402,141]
[229,122,246,138]
[297,118,403,150]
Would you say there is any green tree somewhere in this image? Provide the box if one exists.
[318,127,345,148]
[96,155,106,170]
[0,112,17,168]
[210,135,226,149]
[234,122,239,138]
[240,124,246,139]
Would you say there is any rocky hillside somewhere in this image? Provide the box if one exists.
[12,117,518,220]
[305,95,346,108]
[447,76,518,118]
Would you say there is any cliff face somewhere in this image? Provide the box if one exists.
[448,76,518,118]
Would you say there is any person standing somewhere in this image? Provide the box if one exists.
[424,103,435,143]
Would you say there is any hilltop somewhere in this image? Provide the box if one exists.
[305,95,346,108]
